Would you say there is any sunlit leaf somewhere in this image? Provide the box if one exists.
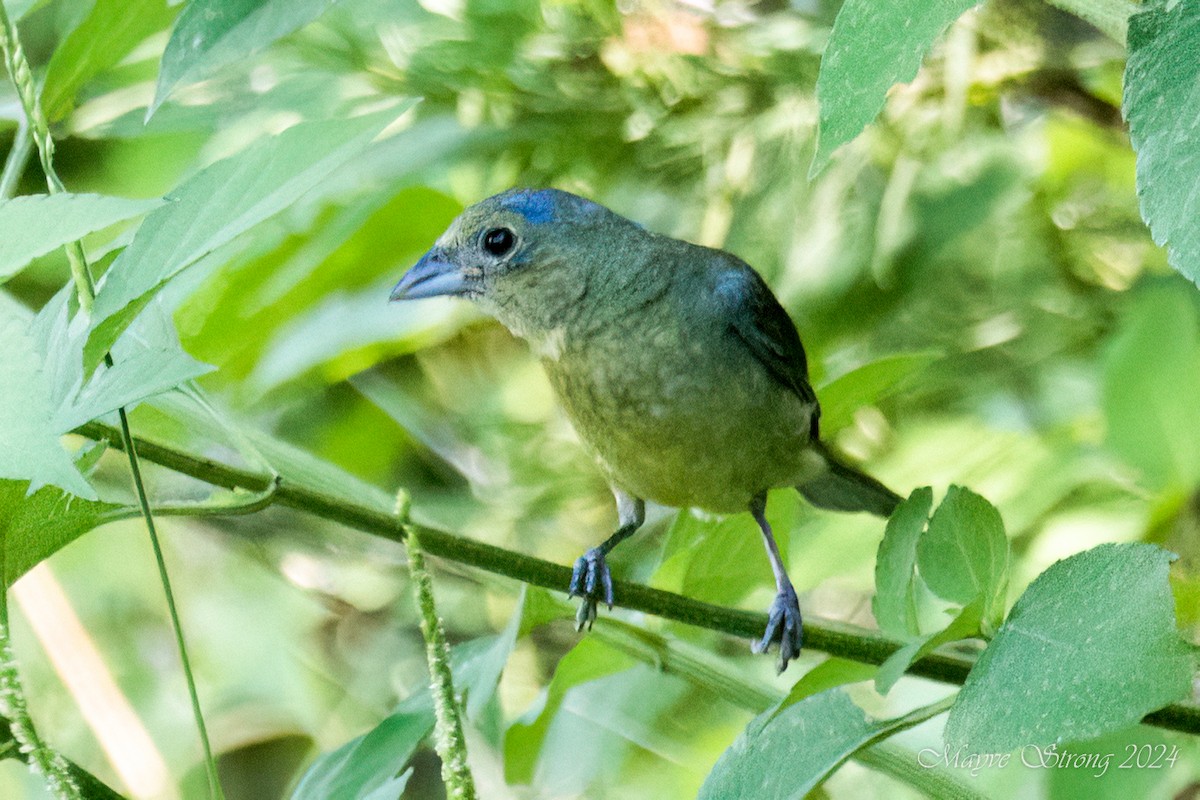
[0,194,162,283]
[811,0,979,175]
[945,543,1195,753]
[86,106,410,369]
[52,348,214,433]
[41,0,177,122]
[151,0,339,118]
[1125,0,1200,282]
[0,315,94,498]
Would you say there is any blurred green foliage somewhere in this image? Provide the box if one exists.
[2,0,1199,798]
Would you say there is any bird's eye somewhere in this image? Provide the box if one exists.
[483,227,516,257]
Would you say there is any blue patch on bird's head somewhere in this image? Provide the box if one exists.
[496,188,605,226]
[498,189,559,224]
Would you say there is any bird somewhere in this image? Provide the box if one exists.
[390,187,901,672]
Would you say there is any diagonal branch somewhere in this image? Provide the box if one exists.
[75,419,1200,737]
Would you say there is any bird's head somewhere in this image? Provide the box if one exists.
[390,188,624,337]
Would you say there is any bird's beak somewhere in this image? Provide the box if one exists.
[389,249,468,301]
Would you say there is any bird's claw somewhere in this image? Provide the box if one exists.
[568,547,613,631]
[752,584,804,673]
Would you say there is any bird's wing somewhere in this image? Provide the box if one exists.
[712,264,820,436]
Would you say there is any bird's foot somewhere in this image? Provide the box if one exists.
[752,584,804,673]
[568,547,614,631]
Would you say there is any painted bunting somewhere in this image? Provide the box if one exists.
[390,188,900,671]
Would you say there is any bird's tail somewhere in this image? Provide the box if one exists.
[797,441,901,518]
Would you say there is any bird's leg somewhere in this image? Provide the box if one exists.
[569,488,645,631]
[749,492,803,672]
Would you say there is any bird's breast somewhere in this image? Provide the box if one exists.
[541,313,816,513]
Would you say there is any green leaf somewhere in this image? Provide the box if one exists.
[774,658,877,720]
[875,600,981,695]
[504,637,635,784]
[52,348,214,433]
[655,507,783,607]
[455,586,526,720]
[818,352,939,433]
[1125,0,1200,282]
[811,0,979,176]
[29,287,213,433]
[0,194,162,283]
[872,486,933,638]
[1103,281,1200,490]
[151,0,338,118]
[916,485,1009,627]
[0,481,122,586]
[40,0,178,122]
[0,315,95,498]
[86,106,408,368]
[699,689,949,799]
[148,390,397,515]
[291,697,428,800]
[945,543,1195,753]
[7,0,50,20]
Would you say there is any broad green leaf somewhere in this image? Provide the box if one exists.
[0,194,162,283]
[773,658,877,720]
[0,480,122,587]
[41,0,177,122]
[52,348,214,433]
[29,288,213,433]
[86,106,409,369]
[1125,0,1200,282]
[504,637,635,784]
[151,0,338,118]
[872,486,933,638]
[1103,281,1200,490]
[811,0,979,176]
[0,315,94,498]
[916,485,1009,627]
[699,689,948,799]
[655,507,784,607]
[456,586,527,720]
[945,543,1195,753]
[7,0,50,20]
[875,600,981,694]
[818,353,939,433]
[291,697,428,800]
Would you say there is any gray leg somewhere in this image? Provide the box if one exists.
[749,492,803,672]
[569,487,645,630]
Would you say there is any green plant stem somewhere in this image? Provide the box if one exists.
[0,5,223,798]
[76,418,1200,737]
[0,717,127,800]
[407,529,477,799]
[0,622,80,799]
[858,741,982,800]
